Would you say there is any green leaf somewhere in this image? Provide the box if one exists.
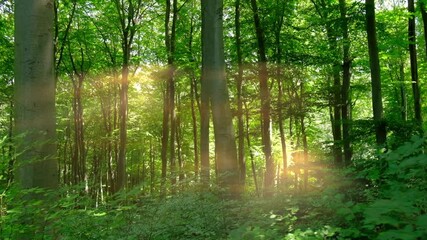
[416,215,427,230]
[377,225,420,240]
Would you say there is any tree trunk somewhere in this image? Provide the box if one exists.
[420,1,427,60]
[68,43,88,185]
[114,0,142,192]
[117,60,128,191]
[408,0,423,125]
[188,14,200,180]
[201,0,239,195]
[365,0,387,145]
[250,0,274,194]
[235,0,246,186]
[339,0,352,165]
[326,26,343,166]
[14,0,58,189]
[311,0,343,166]
[169,70,177,188]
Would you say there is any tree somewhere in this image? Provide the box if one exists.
[420,0,427,60]
[311,0,343,166]
[234,0,246,186]
[113,0,144,191]
[201,0,239,194]
[339,0,352,164]
[250,0,274,193]
[0,0,15,189]
[273,0,291,183]
[164,0,178,190]
[14,0,58,189]
[365,0,386,145]
[408,0,422,125]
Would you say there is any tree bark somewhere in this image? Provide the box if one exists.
[201,0,239,195]
[365,0,387,145]
[15,0,58,189]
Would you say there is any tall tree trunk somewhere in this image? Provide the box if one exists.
[114,0,142,192]
[100,87,116,194]
[201,0,239,195]
[95,30,119,194]
[200,0,210,187]
[169,70,177,188]
[68,43,87,185]
[420,1,427,60]
[250,0,274,194]
[408,0,423,125]
[340,0,352,165]
[235,0,246,186]
[365,0,387,145]
[188,13,200,180]
[117,60,128,191]
[15,0,58,189]
[165,0,178,190]
[327,29,343,166]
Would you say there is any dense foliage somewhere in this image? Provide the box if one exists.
[1,0,427,239]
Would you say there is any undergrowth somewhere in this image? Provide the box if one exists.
[1,136,426,239]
